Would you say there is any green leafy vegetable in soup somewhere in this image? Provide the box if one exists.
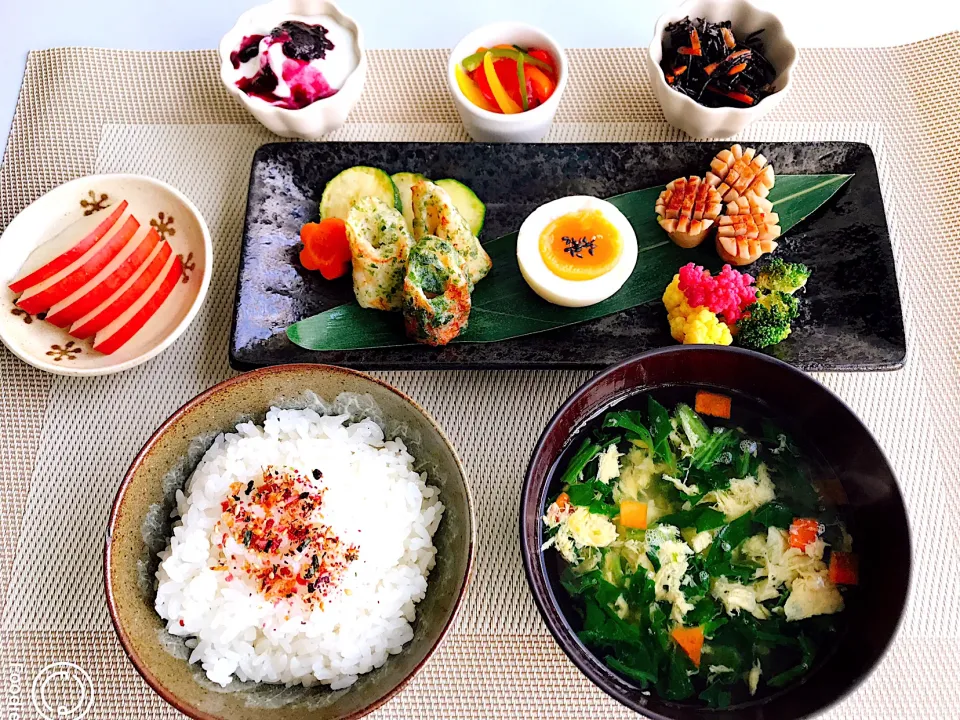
[542,393,857,707]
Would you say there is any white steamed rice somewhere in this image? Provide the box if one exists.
[154,407,444,689]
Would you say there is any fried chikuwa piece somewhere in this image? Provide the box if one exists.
[706,144,776,203]
[410,180,491,285]
[716,192,781,265]
[402,235,471,346]
[345,197,412,311]
[655,176,723,248]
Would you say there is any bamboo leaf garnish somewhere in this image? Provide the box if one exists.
[287,174,852,351]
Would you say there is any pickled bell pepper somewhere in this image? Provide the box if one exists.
[483,52,522,114]
[525,65,556,104]
[516,51,529,110]
[526,48,555,70]
[300,218,351,280]
[461,47,552,74]
[455,64,497,112]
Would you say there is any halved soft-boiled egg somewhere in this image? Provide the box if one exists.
[517,196,638,307]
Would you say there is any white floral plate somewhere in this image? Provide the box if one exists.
[0,174,212,376]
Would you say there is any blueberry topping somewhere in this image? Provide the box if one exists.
[230,34,265,68]
[236,62,279,97]
[272,21,334,62]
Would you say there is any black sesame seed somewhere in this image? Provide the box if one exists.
[312,469,322,480]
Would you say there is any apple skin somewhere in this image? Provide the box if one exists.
[45,228,162,328]
[8,200,128,294]
[70,242,173,340]
[93,254,183,355]
[16,215,140,315]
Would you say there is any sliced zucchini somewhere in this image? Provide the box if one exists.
[320,166,401,221]
[391,172,428,233]
[435,178,485,236]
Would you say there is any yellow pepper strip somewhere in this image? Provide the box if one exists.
[483,52,522,114]
[455,64,498,112]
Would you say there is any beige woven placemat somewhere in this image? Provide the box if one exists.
[1,37,959,719]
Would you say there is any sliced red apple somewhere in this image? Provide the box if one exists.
[44,227,162,328]
[70,241,173,339]
[16,213,140,315]
[9,200,129,293]
[93,252,183,355]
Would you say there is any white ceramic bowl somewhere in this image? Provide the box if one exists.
[218,0,367,140]
[447,22,568,143]
[0,174,212,376]
[647,0,797,139]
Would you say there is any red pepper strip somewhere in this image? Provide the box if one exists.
[526,48,555,72]
[472,65,501,110]
[492,56,524,110]
[728,62,748,75]
[525,66,556,104]
[722,27,736,48]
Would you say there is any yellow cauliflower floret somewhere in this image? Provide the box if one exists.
[662,276,733,346]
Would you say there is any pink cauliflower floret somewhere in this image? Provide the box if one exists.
[677,262,757,324]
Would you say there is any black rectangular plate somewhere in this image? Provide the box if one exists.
[230,142,905,371]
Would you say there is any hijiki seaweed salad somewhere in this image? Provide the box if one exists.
[660,16,777,108]
[542,390,858,707]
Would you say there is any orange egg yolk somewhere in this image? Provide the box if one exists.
[539,209,622,281]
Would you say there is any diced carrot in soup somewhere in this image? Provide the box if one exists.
[619,500,648,529]
[788,518,821,549]
[671,625,704,667]
[694,390,731,419]
[829,551,859,585]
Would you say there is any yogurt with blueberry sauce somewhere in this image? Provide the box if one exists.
[229,16,359,110]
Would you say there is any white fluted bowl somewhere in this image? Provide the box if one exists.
[647,0,797,139]
[218,0,366,140]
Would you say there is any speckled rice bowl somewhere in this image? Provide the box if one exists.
[154,405,444,690]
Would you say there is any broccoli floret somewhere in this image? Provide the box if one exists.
[737,302,793,349]
[757,290,799,320]
[756,257,811,295]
